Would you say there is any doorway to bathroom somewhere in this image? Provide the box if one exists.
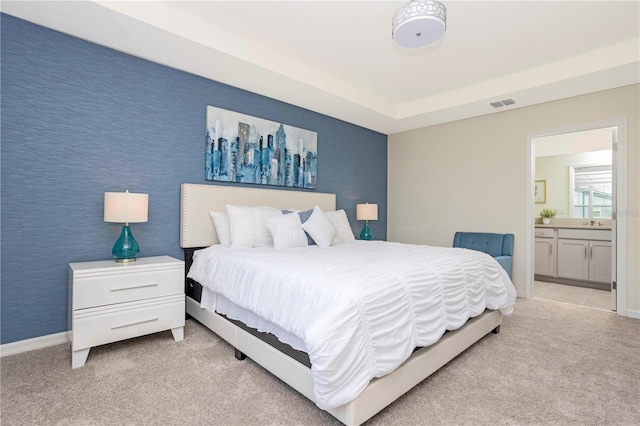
[526,118,628,314]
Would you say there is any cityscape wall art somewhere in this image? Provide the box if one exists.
[205,106,318,189]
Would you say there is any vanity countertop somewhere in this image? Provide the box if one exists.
[535,224,612,230]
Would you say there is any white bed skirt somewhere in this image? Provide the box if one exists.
[201,287,307,352]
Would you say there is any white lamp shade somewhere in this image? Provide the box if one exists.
[104,191,148,223]
[357,203,378,221]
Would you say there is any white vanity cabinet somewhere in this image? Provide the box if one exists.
[534,228,556,277]
[556,229,611,284]
[589,240,613,283]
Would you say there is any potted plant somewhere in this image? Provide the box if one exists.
[540,208,556,224]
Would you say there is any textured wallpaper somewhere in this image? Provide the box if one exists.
[0,14,388,344]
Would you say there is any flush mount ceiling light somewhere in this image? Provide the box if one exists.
[392,0,447,48]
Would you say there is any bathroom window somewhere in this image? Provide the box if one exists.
[572,165,612,219]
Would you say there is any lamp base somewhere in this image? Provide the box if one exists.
[360,222,373,241]
[112,225,140,262]
[115,258,137,263]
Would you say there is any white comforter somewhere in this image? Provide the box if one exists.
[188,240,516,409]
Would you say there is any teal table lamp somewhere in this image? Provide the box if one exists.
[356,203,378,240]
[104,190,148,262]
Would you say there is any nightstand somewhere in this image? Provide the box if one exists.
[68,256,185,368]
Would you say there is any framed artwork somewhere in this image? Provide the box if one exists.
[535,180,546,204]
[205,105,318,189]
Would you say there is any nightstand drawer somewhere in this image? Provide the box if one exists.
[73,267,183,309]
[72,295,185,350]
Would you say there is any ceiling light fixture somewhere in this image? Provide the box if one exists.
[392,0,447,49]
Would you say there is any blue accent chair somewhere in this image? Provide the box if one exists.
[453,232,514,279]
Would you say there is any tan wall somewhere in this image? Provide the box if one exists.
[388,84,639,316]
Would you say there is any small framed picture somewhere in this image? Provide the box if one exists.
[535,180,546,204]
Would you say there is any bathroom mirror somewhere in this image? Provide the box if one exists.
[534,127,614,220]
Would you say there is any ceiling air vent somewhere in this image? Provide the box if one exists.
[490,98,516,108]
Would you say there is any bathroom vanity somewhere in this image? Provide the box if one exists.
[535,224,612,290]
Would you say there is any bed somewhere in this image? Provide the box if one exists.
[180,183,516,425]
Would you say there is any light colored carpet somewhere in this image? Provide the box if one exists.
[2,298,639,425]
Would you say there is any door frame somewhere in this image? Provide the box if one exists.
[525,117,627,316]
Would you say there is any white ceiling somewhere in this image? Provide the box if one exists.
[2,1,639,135]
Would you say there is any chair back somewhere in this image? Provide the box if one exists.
[453,232,513,256]
[453,232,514,278]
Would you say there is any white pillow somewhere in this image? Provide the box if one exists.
[324,209,356,245]
[301,205,336,248]
[226,205,283,248]
[266,213,309,250]
[209,211,231,246]
[283,209,316,245]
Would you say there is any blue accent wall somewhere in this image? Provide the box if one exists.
[0,14,388,344]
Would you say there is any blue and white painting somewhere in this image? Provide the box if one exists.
[205,106,318,189]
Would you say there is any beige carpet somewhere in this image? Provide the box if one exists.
[2,298,639,425]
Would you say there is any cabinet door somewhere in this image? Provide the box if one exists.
[534,238,555,276]
[557,239,589,280]
[589,241,612,283]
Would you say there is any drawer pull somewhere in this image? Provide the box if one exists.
[111,317,158,330]
[110,283,159,292]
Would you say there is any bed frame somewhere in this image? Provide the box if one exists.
[180,183,503,426]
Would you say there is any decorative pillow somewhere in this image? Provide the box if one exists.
[324,209,356,245]
[301,205,336,248]
[283,209,316,245]
[226,205,283,248]
[209,211,231,246]
[266,213,309,250]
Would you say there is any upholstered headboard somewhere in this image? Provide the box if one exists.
[180,183,336,248]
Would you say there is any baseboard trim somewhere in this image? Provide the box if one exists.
[534,275,609,291]
[0,332,69,357]
[625,309,640,320]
